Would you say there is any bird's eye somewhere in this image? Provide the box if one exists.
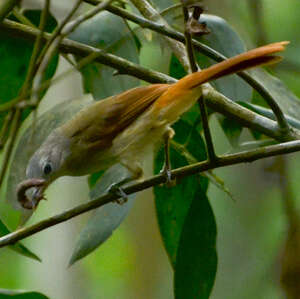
[43,163,52,175]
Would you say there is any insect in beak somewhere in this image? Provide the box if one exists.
[17,178,47,210]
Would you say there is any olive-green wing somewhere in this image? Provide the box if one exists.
[64,84,170,149]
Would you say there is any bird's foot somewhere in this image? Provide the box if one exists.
[160,166,176,187]
[108,183,128,205]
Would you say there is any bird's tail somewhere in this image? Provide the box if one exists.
[153,41,288,115]
[177,41,289,90]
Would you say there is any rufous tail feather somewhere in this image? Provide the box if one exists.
[176,41,289,90]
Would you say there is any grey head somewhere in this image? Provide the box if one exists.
[17,129,71,210]
[26,129,71,183]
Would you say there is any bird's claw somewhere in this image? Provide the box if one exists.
[160,167,176,187]
[108,183,128,205]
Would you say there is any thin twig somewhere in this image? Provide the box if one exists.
[182,5,198,72]
[181,4,217,161]
[12,7,36,27]
[197,95,218,160]
[35,0,83,69]
[0,110,14,148]
[130,0,190,72]
[0,109,21,185]
[160,3,182,16]
[62,0,113,37]
[0,5,291,129]
[1,139,300,247]
[0,1,51,187]
[0,19,299,143]
[84,0,290,131]
[32,0,113,104]
[0,0,20,23]
[21,0,50,97]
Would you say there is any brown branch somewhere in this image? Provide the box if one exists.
[0,19,299,144]
[181,3,217,161]
[130,0,190,72]
[85,0,291,131]
[1,140,300,247]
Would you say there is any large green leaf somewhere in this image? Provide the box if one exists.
[165,8,254,145]
[197,14,253,146]
[154,120,208,266]
[250,68,300,119]
[0,289,49,299]
[174,190,217,299]
[69,164,135,265]
[164,8,252,102]
[3,95,94,224]
[0,10,59,128]
[197,14,252,102]
[0,218,40,261]
[69,11,139,100]
[240,101,300,130]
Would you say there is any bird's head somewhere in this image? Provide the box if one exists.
[17,130,71,210]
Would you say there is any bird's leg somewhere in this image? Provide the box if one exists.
[160,127,176,186]
[108,161,143,204]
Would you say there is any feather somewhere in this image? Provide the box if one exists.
[61,84,169,150]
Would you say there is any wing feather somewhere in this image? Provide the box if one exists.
[62,84,170,150]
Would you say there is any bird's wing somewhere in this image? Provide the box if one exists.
[63,84,170,150]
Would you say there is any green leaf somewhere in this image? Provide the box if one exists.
[3,95,94,224]
[197,14,252,101]
[0,289,49,298]
[218,117,243,148]
[196,14,254,145]
[69,164,135,265]
[165,8,252,102]
[0,10,58,127]
[154,120,208,266]
[166,10,251,144]
[0,218,41,261]
[250,68,300,119]
[239,101,300,130]
[169,53,187,80]
[174,190,217,299]
[69,12,139,100]
[87,170,105,189]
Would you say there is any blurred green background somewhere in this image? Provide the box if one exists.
[1,0,300,298]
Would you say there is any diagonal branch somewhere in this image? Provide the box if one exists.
[130,0,190,72]
[1,139,300,247]
[84,0,290,131]
[0,19,299,143]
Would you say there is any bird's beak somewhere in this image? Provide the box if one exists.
[17,178,46,210]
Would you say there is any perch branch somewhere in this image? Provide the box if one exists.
[1,139,300,247]
[84,0,290,131]
[0,19,299,143]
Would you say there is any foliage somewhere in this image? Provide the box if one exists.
[0,1,299,299]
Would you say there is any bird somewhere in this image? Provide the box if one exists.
[17,41,288,209]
